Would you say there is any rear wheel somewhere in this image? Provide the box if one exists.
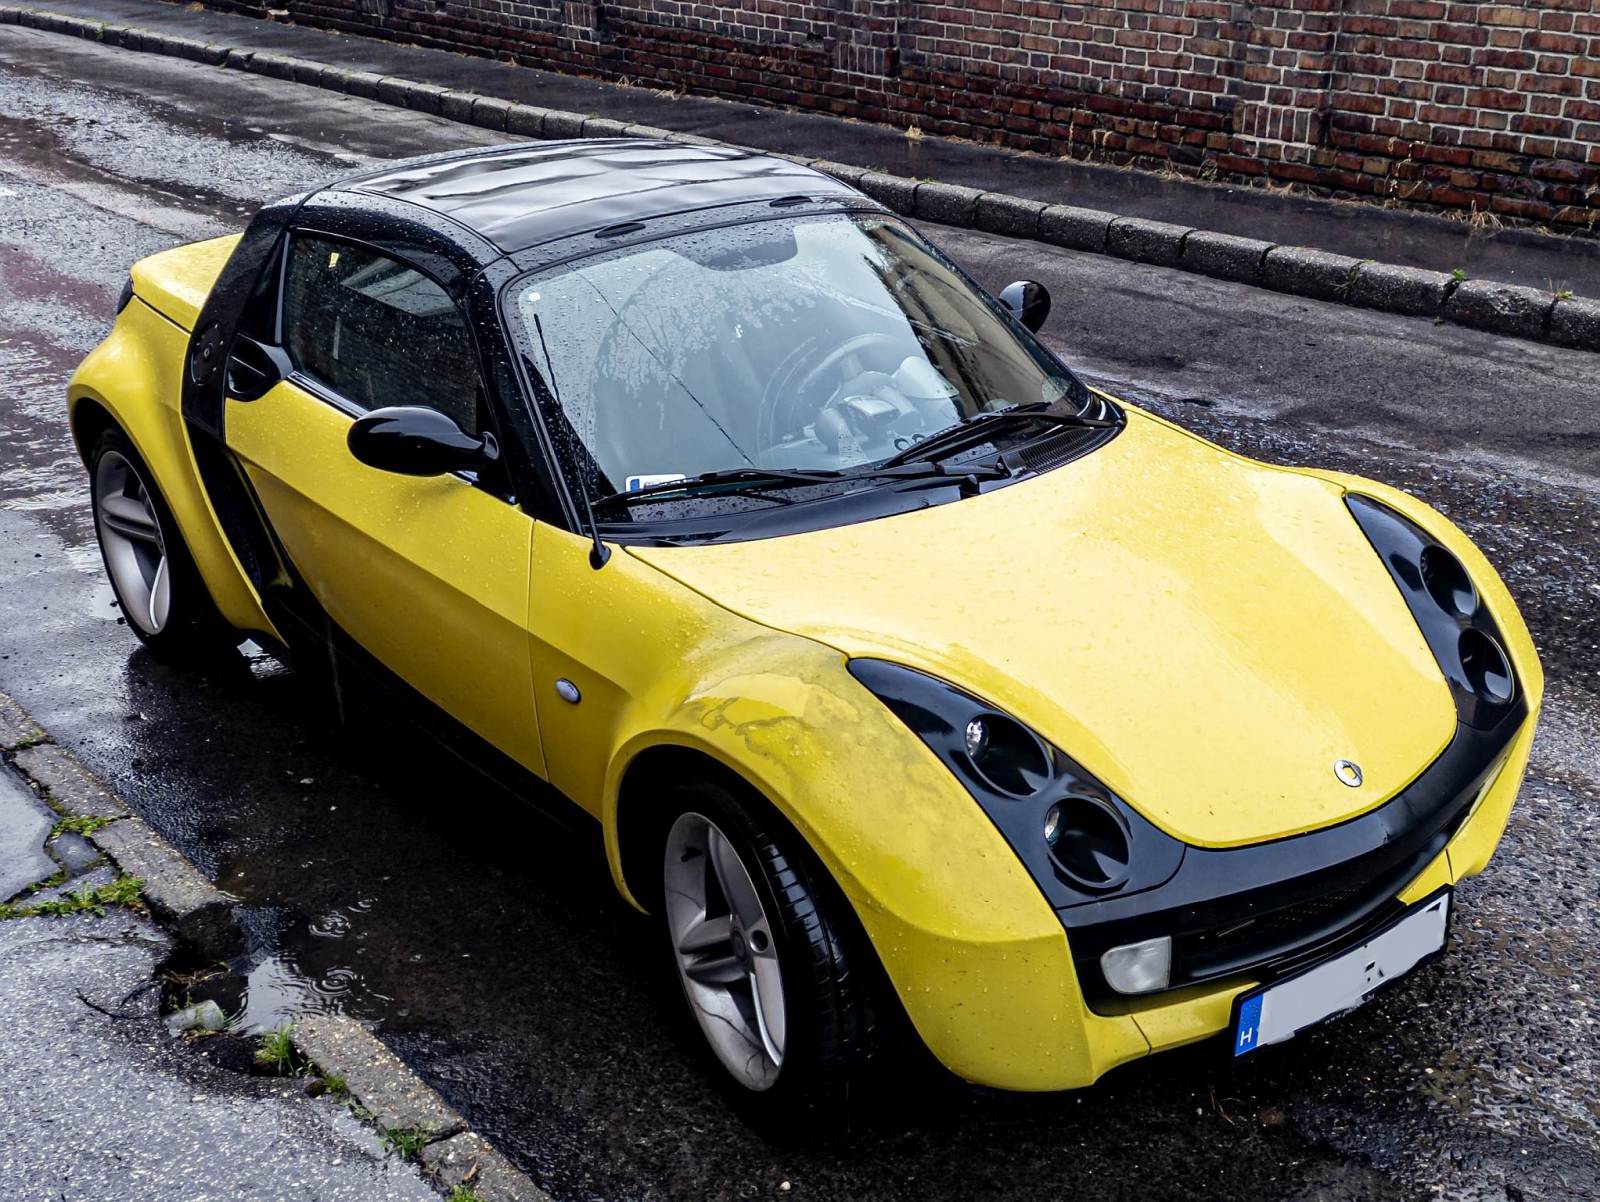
[658,779,876,1119]
[90,427,237,663]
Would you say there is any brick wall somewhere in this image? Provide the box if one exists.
[242,0,1600,232]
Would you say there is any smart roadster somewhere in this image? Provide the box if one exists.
[69,140,1541,1113]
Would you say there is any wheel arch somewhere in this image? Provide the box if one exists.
[68,393,120,468]
[609,736,915,1065]
[610,739,803,915]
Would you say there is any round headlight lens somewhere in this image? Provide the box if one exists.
[1459,628,1514,703]
[960,712,1050,795]
[1043,803,1061,846]
[964,716,989,761]
[1420,545,1477,618]
[1048,796,1132,891]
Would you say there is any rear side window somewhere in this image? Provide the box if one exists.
[281,235,480,434]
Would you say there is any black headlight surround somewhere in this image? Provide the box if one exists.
[1346,495,1518,730]
[848,658,1184,907]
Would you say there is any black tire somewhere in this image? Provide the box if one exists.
[88,426,239,665]
[656,776,878,1125]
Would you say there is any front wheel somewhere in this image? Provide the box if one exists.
[89,427,237,663]
[659,781,877,1118]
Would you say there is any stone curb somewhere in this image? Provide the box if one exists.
[0,689,551,1200]
[92,816,240,957]
[0,692,239,959]
[0,694,45,752]
[292,1014,553,1202]
[1,0,1594,353]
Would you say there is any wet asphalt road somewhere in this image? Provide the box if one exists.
[2,26,1598,1202]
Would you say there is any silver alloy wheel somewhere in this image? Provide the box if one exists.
[663,811,787,1092]
[94,450,170,636]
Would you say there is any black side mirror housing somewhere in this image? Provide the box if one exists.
[347,406,498,477]
[999,280,1052,333]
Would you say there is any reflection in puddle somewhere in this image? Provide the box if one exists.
[219,900,394,1033]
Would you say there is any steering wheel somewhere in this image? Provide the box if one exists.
[758,331,901,457]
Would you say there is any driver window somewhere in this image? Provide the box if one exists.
[281,235,481,435]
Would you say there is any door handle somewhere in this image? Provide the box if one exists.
[226,336,294,402]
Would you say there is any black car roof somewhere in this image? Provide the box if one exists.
[331,139,865,254]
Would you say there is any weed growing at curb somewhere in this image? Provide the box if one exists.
[21,867,70,896]
[1450,267,1468,284]
[320,1072,350,1100]
[254,1022,301,1074]
[0,875,144,919]
[381,1126,429,1160]
[449,1187,487,1202]
[51,814,113,837]
[1338,261,1369,299]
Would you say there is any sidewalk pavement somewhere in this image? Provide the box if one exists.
[0,759,444,1201]
[24,0,1600,303]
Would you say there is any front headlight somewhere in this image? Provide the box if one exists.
[1346,495,1518,729]
[848,659,1183,908]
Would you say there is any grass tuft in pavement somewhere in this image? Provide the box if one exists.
[253,1022,302,1075]
[380,1126,429,1160]
[0,875,144,919]
[50,814,113,837]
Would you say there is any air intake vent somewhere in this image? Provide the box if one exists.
[1016,427,1101,476]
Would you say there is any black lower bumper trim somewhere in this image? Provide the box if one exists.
[1064,702,1525,1008]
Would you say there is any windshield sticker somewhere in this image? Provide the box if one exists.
[626,473,688,492]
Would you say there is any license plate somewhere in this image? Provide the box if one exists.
[1232,890,1450,1057]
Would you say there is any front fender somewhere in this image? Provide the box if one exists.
[601,630,1150,1090]
[1303,469,1543,885]
[1304,469,1544,708]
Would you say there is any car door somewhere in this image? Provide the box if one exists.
[224,230,545,777]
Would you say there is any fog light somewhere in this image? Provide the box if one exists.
[1100,936,1172,995]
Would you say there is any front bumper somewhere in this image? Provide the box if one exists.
[887,702,1537,1092]
[1063,700,1527,1009]
[1097,701,1538,1064]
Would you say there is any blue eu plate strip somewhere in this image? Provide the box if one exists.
[1234,994,1263,1057]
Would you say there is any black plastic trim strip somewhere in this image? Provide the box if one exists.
[1068,700,1525,1004]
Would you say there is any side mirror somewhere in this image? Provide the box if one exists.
[347,406,498,477]
[999,280,1051,333]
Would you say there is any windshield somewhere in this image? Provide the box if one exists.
[509,213,1086,504]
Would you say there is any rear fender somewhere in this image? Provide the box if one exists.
[68,298,273,638]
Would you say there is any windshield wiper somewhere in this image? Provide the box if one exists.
[875,400,1118,470]
[595,467,844,509]
[594,461,1007,510]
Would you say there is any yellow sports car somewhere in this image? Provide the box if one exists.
[69,140,1540,1114]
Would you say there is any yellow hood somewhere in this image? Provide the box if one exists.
[632,408,1458,848]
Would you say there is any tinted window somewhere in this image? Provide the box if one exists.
[282,235,480,433]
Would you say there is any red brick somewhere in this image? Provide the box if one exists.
[186,0,1598,231]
